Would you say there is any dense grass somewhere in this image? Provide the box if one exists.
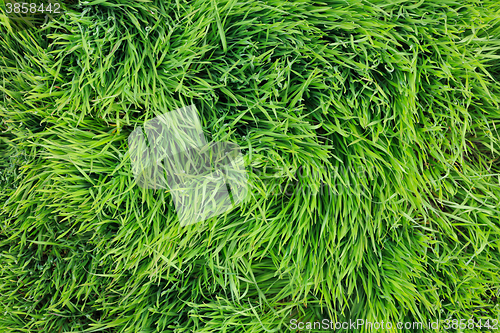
[1,0,500,331]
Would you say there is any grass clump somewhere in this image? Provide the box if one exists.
[1,0,500,332]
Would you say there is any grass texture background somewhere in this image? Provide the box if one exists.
[1,0,500,331]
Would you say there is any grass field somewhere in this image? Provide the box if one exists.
[1,0,500,332]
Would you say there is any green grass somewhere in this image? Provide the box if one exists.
[1,0,500,331]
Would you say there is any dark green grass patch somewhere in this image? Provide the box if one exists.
[1,0,500,332]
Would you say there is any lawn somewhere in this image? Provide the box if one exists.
[1,0,500,332]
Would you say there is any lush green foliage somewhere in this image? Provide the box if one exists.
[1,0,500,331]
